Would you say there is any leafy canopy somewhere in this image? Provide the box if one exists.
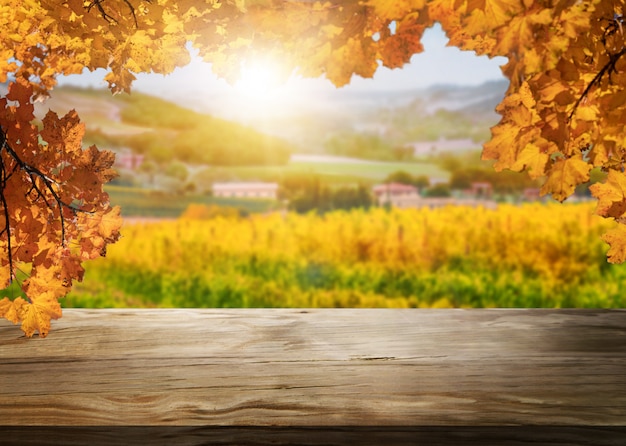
[1,0,626,336]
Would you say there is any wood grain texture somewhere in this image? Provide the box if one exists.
[1,309,625,428]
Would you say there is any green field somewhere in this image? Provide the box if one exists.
[220,158,448,184]
[106,186,278,218]
[65,204,626,309]
[110,155,448,217]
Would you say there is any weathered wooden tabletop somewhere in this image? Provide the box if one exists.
[1,309,625,444]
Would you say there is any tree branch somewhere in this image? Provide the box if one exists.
[569,14,626,121]
[0,125,97,284]
[0,151,14,285]
[568,47,626,121]
[86,0,150,28]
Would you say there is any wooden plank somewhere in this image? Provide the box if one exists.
[0,309,625,430]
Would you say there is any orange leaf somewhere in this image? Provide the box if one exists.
[511,142,550,179]
[589,169,626,219]
[540,154,591,202]
[367,0,425,21]
[601,224,626,264]
[15,295,62,338]
[0,297,20,324]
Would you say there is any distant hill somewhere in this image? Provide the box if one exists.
[29,86,295,167]
[365,80,508,146]
[4,79,507,161]
[193,79,509,154]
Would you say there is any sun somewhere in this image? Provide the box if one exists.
[216,56,322,122]
[234,59,286,101]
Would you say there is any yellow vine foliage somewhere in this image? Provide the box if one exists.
[1,0,626,335]
[80,204,618,309]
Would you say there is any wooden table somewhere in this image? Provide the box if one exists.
[1,309,625,444]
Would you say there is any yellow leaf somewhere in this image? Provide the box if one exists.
[601,224,626,264]
[0,297,19,324]
[482,122,518,170]
[511,142,549,179]
[575,105,598,122]
[481,0,522,27]
[519,81,535,109]
[99,205,123,241]
[23,266,71,300]
[15,295,62,338]
[381,18,425,69]
[589,169,626,219]
[540,154,591,202]
[367,0,425,21]
[559,3,592,40]
[535,75,569,103]
[0,261,11,289]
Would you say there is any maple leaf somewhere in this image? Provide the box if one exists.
[1,83,122,336]
[0,297,19,324]
[2,0,626,341]
[380,15,425,69]
[23,265,69,300]
[15,295,62,338]
[590,169,626,220]
[540,154,591,202]
[511,142,550,179]
[40,109,85,156]
[601,224,626,264]
[367,0,425,21]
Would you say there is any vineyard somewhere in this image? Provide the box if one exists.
[65,203,625,309]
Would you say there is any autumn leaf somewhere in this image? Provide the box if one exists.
[15,295,62,338]
[601,224,626,264]
[590,169,626,220]
[380,15,425,69]
[40,109,85,156]
[367,0,425,21]
[1,81,122,336]
[511,142,550,179]
[2,0,626,340]
[540,154,591,202]
[0,297,19,324]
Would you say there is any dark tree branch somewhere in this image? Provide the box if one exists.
[86,0,151,28]
[0,151,14,285]
[569,15,626,121]
[568,47,626,121]
[87,0,118,25]
[0,125,97,285]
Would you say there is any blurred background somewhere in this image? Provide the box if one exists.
[24,24,623,309]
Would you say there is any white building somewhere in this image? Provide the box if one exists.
[212,182,279,200]
[372,182,497,209]
[411,138,479,156]
[372,183,420,207]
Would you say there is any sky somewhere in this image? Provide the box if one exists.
[59,25,506,119]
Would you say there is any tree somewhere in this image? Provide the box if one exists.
[424,183,452,198]
[165,162,189,182]
[331,184,373,211]
[384,170,417,186]
[2,0,626,336]
[281,174,333,214]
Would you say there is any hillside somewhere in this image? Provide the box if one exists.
[191,79,509,156]
[31,86,295,167]
[24,80,507,162]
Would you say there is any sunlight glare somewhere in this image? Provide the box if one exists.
[223,57,324,126]
[234,59,285,101]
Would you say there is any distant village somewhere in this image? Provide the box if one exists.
[114,143,559,213]
[116,134,564,213]
[204,180,549,211]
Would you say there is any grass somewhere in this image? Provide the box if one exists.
[105,186,278,218]
[202,159,449,186]
[112,157,448,218]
